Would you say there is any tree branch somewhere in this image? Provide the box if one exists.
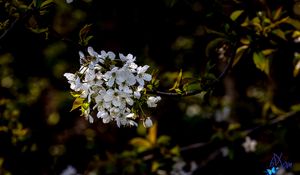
[148,42,237,97]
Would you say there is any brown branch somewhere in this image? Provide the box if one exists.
[148,42,237,97]
[0,9,34,42]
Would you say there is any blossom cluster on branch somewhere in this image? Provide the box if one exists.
[64,47,161,127]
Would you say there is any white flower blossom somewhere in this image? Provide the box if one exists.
[147,96,161,108]
[64,47,161,127]
[100,50,116,60]
[143,117,153,128]
[64,73,81,91]
[66,0,73,4]
[60,165,79,175]
[242,136,257,153]
[276,167,294,175]
[136,65,152,86]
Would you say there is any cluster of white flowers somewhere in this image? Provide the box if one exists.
[64,47,161,127]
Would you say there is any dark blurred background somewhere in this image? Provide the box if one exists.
[0,0,300,174]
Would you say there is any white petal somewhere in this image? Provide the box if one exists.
[134,91,141,99]
[126,97,134,106]
[107,51,116,60]
[126,73,136,86]
[128,120,138,127]
[116,118,121,127]
[126,113,135,118]
[137,78,144,86]
[143,117,153,128]
[88,115,94,123]
[88,47,96,57]
[64,73,75,81]
[103,94,113,102]
[97,111,107,118]
[79,51,85,64]
[119,53,126,62]
[137,86,144,91]
[112,98,121,107]
[106,78,115,87]
[123,86,132,94]
[103,116,112,123]
[143,74,152,81]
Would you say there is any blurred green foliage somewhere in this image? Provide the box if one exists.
[1,0,300,174]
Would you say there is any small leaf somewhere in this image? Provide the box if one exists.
[175,88,182,94]
[273,7,283,21]
[270,104,286,115]
[70,91,81,98]
[294,60,300,77]
[71,98,84,111]
[151,161,161,172]
[261,49,275,56]
[34,0,42,8]
[170,146,180,156]
[233,45,248,66]
[129,137,152,149]
[292,31,300,38]
[230,10,244,21]
[40,0,53,9]
[147,122,157,144]
[253,52,270,75]
[228,123,241,131]
[291,104,300,111]
[79,24,93,46]
[249,17,263,32]
[241,17,250,27]
[169,69,182,91]
[0,126,8,132]
[272,29,287,40]
[285,18,300,29]
[157,135,171,145]
[240,37,250,45]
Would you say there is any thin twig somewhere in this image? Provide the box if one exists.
[243,110,300,136]
[0,18,18,41]
[179,111,300,153]
[0,9,33,42]
[149,42,237,97]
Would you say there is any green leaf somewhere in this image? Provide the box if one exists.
[294,60,300,77]
[129,137,152,150]
[79,24,93,46]
[34,0,42,8]
[240,37,250,45]
[261,49,275,56]
[169,69,182,92]
[273,7,283,21]
[272,29,287,40]
[233,45,248,66]
[151,161,161,172]
[170,146,180,156]
[253,52,270,75]
[70,91,81,98]
[70,98,84,111]
[230,10,244,21]
[40,0,53,8]
[157,135,171,145]
[228,123,240,131]
[285,18,300,29]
